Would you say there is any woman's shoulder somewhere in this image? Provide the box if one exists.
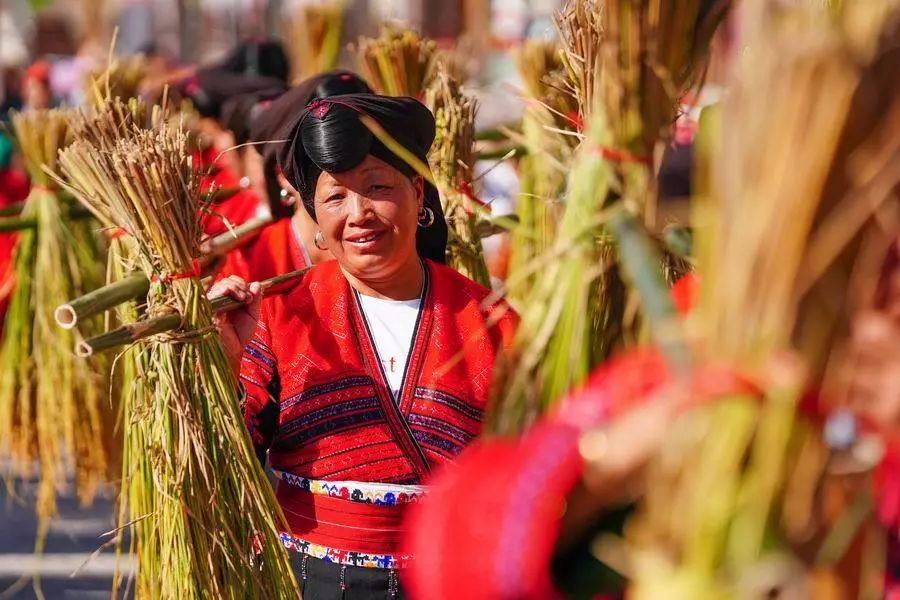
[426,260,518,320]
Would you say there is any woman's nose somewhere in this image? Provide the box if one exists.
[346,193,375,223]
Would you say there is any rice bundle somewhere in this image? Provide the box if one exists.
[624,3,900,597]
[506,40,579,301]
[425,68,489,286]
[85,56,146,108]
[353,27,438,97]
[285,0,346,83]
[490,0,729,433]
[56,120,297,598]
[0,109,112,529]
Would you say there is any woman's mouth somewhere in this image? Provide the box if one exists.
[345,230,387,251]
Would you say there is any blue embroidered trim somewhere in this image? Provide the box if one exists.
[277,396,380,437]
[277,409,384,446]
[282,376,373,411]
[407,414,474,446]
[244,344,276,369]
[412,430,463,457]
[414,387,483,422]
[275,470,425,505]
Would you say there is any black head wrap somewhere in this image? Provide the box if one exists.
[218,40,290,83]
[276,94,448,264]
[250,70,372,162]
[248,71,372,220]
[183,68,286,121]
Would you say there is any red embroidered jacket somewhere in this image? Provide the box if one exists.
[217,218,309,282]
[239,259,518,484]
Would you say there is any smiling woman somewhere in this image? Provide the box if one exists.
[208,93,518,599]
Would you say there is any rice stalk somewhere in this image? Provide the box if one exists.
[85,55,147,108]
[57,114,297,598]
[0,109,112,532]
[627,3,900,597]
[425,67,489,286]
[507,40,579,301]
[489,0,730,434]
[352,27,438,97]
[285,0,347,83]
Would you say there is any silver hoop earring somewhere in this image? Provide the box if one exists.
[313,230,326,250]
[417,206,435,228]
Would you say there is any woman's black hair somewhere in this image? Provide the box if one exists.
[277,94,448,263]
[248,71,373,219]
[250,70,373,162]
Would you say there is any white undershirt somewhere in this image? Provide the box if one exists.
[357,294,421,398]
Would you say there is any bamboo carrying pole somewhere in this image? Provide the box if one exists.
[54,215,272,329]
[55,272,150,330]
[76,267,310,357]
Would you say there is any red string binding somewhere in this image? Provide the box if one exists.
[105,227,128,240]
[150,259,202,284]
[591,146,653,166]
[457,181,490,216]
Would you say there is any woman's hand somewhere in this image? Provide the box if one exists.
[207,276,262,374]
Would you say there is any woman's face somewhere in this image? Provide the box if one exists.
[313,154,423,282]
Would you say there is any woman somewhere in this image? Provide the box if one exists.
[210,94,517,599]
[217,70,373,281]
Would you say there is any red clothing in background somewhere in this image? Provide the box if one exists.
[217,218,309,282]
[0,168,30,328]
[195,147,262,237]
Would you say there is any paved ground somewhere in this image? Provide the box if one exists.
[0,469,132,600]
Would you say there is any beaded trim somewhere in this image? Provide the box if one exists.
[280,531,409,570]
[273,470,426,505]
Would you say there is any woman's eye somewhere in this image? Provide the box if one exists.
[369,184,391,193]
[324,192,345,203]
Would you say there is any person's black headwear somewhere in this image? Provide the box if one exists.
[218,40,290,83]
[250,70,372,162]
[184,68,286,121]
[276,94,448,264]
[248,71,372,220]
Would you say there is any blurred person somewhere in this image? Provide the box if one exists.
[0,131,29,333]
[209,93,517,599]
[180,67,287,236]
[176,40,293,236]
[474,159,519,287]
[20,60,53,111]
[0,67,23,122]
[217,39,289,84]
[216,69,374,281]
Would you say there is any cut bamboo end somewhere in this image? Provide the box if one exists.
[75,340,94,358]
[55,304,78,329]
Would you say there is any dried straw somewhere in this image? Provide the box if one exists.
[284,0,347,83]
[507,40,579,301]
[490,0,729,433]
[0,109,113,539]
[56,115,297,598]
[425,68,489,286]
[627,3,900,597]
[352,27,438,97]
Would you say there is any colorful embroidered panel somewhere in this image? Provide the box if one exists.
[274,470,425,505]
[280,532,409,570]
